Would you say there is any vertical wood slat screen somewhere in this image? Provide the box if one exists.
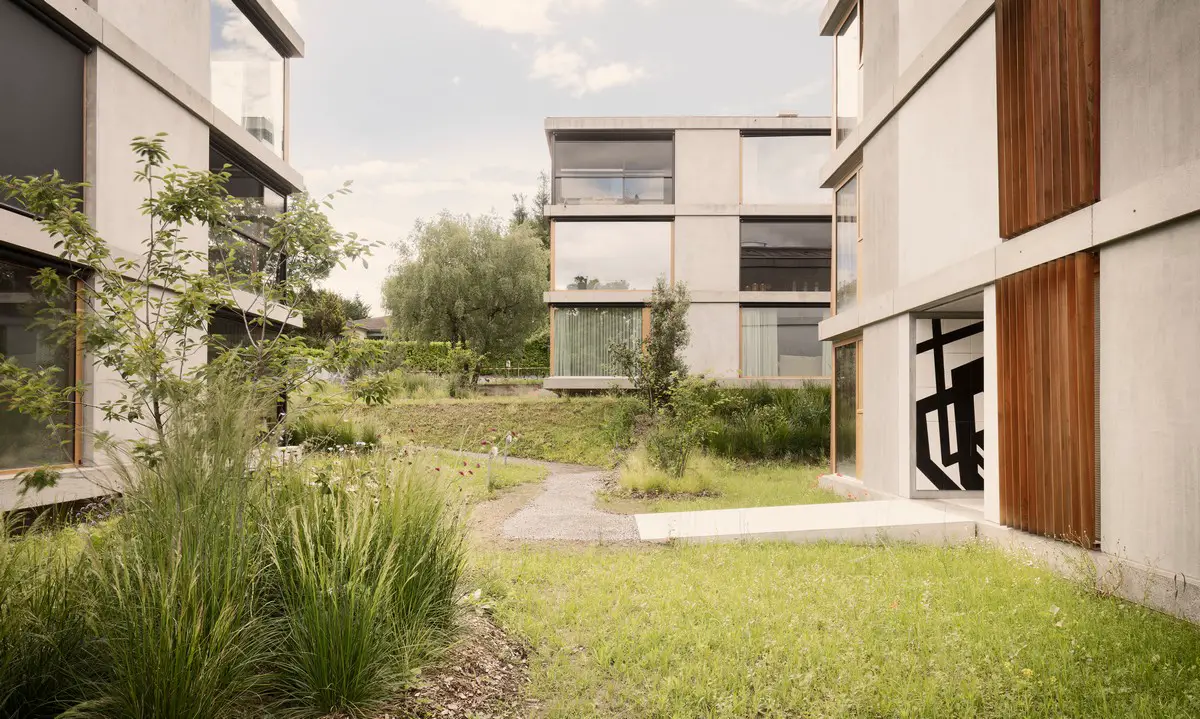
[996,253,1098,545]
[552,307,643,377]
[995,0,1100,239]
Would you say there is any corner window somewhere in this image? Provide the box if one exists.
[740,135,830,205]
[834,3,861,146]
[740,220,831,292]
[0,0,85,215]
[210,0,286,156]
[209,148,287,286]
[552,221,671,291]
[833,340,861,476]
[552,306,644,377]
[740,306,831,378]
[551,135,674,205]
[835,174,859,312]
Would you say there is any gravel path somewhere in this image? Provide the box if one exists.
[501,466,639,542]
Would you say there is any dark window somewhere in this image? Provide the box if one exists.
[210,148,287,285]
[740,220,831,292]
[552,135,674,205]
[0,0,86,214]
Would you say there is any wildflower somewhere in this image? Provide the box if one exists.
[467,470,473,476]
[434,467,441,472]
[1021,668,1033,678]
[481,440,490,446]
[458,471,464,476]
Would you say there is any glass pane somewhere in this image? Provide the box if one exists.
[835,343,857,476]
[211,0,286,156]
[0,259,73,468]
[740,221,831,292]
[835,176,859,311]
[554,139,674,205]
[740,306,831,378]
[835,8,861,146]
[554,222,671,291]
[741,136,830,205]
[552,307,643,377]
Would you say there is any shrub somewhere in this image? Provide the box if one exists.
[601,394,648,450]
[705,383,830,462]
[642,375,717,477]
[287,412,381,451]
[610,279,691,410]
[618,447,717,496]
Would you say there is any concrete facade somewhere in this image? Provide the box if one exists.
[542,116,834,391]
[0,0,307,506]
[817,0,1200,616]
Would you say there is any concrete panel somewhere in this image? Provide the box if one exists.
[1099,217,1200,580]
[862,316,901,495]
[863,0,899,111]
[861,120,899,294]
[682,303,738,378]
[1100,0,1200,198]
[896,16,1000,286]
[982,285,1000,523]
[672,216,738,293]
[897,0,969,71]
[674,130,740,206]
[96,0,209,92]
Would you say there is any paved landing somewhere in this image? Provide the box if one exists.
[634,499,979,544]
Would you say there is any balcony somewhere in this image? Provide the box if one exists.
[551,135,674,206]
[554,175,674,206]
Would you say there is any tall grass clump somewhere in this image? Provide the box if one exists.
[266,452,466,718]
[705,383,830,462]
[618,447,718,496]
[286,411,381,451]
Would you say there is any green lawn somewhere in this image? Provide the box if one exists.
[477,542,1200,718]
[363,397,619,466]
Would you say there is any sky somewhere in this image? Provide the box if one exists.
[284,0,832,314]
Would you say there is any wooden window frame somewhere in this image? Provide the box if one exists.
[736,304,832,381]
[832,0,861,151]
[831,169,862,316]
[830,335,863,477]
[549,218,675,293]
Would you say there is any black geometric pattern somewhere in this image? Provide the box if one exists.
[915,319,984,491]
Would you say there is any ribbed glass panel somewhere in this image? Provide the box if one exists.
[553,307,643,377]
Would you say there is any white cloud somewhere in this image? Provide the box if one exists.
[452,75,462,85]
[303,159,423,186]
[781,76,828,105]
[530,42,646,96]
[439,0,604,35]
[734,0,824,13]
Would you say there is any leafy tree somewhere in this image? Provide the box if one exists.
[610,278,691,411]
[298,288,349,343]
[382,212,548,357]
[342,293,371,322]
[511,172,551,250]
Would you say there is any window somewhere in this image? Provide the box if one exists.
[0,0,85,215]
[211,0,286,156]
[834,3,861,146]
[0,256,76,469]
[740,306,831,378]
[833,340,860,476]
[740,220,831,292]
[835,174,859,311]
[209,148,287,287]
[740,135,831,205]
[553,221,671,291]
[552,306,643,377]
[552,136,674,205]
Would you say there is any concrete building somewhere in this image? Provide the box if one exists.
[0,0,305,506]
[542,116,834,391]
[817,0,1200,617]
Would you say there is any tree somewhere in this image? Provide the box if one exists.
[298,288,349,343]
[383,212,547,357]
[511,172,551,250]
[342,294,371,321]
[610,278,691,411]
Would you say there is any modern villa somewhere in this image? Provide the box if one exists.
[542,116,834,391]
[0,0,306,506]
[817,0,1198,613]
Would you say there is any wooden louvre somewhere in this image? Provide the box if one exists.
[995,0,1100,239]
[996,253,1098,545]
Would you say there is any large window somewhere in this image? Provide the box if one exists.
[211,0,286,156]
[209,148,287,287]
[835,175,859,311]
[0,256,75,469]
[741,306,831,378]
[552,306,643,377]
[740,220,831,292]
[741,135,831,205]
[834,341,860,476]
[553,221,671,291]
[552,136,674,205]
[0,0,85,215]
[834,3,861,146]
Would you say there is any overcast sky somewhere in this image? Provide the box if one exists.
[285,0,832,314]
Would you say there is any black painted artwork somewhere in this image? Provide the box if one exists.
[915,319,984,491]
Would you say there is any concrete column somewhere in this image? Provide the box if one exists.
[895,313,914,498]
[983,284,1001,523]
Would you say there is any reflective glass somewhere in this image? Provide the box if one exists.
[554,222,671,291]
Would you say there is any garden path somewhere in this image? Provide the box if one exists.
[500,466,638,542]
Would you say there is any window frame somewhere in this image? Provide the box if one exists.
[548,304,648,378]
[549,219,675,293]
[739,217,833,293]
[737,130,834,206]
[737,304,832,380]
[832,0,862,149]
[831,168,862,315]
[549,131,676,206]
[830,335,863,477]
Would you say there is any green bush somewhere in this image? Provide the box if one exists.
[287,412,382,451]
[704,383,830,463]
[618,447,717,496]
[601,394,647,450]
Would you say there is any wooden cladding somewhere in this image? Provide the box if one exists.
[995,0,1101,239]
[996,253,1098,545]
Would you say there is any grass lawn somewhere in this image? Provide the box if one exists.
[363,397,619,466]
[477,542,1200,718]
[418,449,548,502]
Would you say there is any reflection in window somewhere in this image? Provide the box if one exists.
[741,306,831,378]
[835,176,859,311]
[0,258,74,469]
[209,149,287,289]
[835,343,857,476]
[553,138,674,205]
[210,0,286,156]
[553,222,671,291]
[740,221,831,292]
[835,5,861,145]
[741,135,830,205]
[552,306,643,377]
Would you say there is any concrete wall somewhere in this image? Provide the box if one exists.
[682,304,739,378]
[1100,0,1200,198]
[1099,217,1200,581]
[861,315,903,494]
[897,0,969,70]
[896,16,999,286]
[673,216,738,292]
[862,0,899,112]
[97,0,211,92]
[674,130,740,206]
[860,121,899,295]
